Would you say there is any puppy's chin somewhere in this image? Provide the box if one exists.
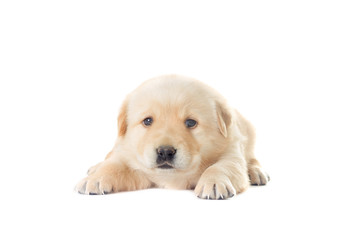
[157,163,175,169]
[153,161,180,171]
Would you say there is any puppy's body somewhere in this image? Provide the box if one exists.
[76,75,269,199]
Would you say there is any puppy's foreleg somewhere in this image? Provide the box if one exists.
[194,152,249,200]
[75,153,152,195]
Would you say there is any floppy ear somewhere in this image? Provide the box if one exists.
[216,101,232,138]
[117,99,128,137]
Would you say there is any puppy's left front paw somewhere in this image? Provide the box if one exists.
[194,175,236,200]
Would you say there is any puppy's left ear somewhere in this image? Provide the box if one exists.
[117,98,128,137]
[216,101,232,138]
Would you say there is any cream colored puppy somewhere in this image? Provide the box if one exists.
[75,75,269,199]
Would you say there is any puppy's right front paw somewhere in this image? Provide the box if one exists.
[75,175,115,195]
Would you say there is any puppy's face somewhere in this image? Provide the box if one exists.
[118,77,231,174]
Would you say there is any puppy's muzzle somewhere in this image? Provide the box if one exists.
[156,146,176,169]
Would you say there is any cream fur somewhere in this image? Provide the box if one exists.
[75,75,270,199]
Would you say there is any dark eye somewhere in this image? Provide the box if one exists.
[143,117,153,126]
[185,119,197,128]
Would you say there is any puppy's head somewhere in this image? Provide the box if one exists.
[118,75,232,173]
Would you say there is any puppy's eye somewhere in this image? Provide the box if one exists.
[143,117,153,126]
[185,119,197,128]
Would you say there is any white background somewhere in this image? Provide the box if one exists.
[0,0,359,239]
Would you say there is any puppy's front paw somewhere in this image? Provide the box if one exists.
[248,167,270,186]
[75,175,115,195]
[194,175,236,200]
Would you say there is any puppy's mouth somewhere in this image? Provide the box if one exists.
[157,163,175,169]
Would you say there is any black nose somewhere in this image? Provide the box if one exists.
[156,146,176,165]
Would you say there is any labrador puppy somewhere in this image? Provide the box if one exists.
[75,75,269,199]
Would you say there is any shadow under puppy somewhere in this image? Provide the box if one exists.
[76,75,270,199]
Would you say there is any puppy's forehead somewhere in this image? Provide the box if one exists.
[128,76,214,119]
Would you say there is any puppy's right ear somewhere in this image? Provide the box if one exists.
[117,99,128,137]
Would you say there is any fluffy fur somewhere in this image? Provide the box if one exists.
[75,75,269,199]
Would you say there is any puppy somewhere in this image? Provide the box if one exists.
[75,75,269,199]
